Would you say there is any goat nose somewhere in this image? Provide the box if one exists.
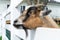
[14,20,18,23]
[13,24,20,28]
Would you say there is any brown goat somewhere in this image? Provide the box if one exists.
[13,5,59,37]
[13,5,59,29]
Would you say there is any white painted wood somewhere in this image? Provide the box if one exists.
[34,27,60,40]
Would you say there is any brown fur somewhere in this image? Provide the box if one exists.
[22,16,59,29]
[23,14,44,29]
[21,9,59,29]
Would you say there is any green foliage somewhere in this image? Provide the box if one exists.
[6,29,11,40]
[0,36,2,40]
[58,24,60,27]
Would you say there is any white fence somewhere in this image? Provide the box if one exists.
[2,0,31,40]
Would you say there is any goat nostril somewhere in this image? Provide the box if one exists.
[14,20,17,23]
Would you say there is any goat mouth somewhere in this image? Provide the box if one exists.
[13,24,23,28]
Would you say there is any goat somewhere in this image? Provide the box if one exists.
[13,4,59,37]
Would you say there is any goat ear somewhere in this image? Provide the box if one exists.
[41,10,52,16]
